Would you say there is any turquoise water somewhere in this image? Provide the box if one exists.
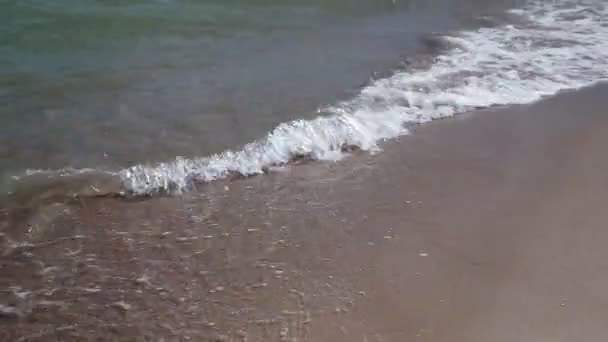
[0,0,513,183]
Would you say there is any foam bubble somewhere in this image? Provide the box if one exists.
[121,0,608,194]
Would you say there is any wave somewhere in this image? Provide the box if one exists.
[7,0,608,198]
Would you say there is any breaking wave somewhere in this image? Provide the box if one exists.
[6,0,608,197]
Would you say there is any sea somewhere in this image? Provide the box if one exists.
[1,0,607,201]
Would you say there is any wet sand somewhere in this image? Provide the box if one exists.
[2,84,608,341]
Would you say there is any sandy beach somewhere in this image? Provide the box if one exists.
[2,83,608,341]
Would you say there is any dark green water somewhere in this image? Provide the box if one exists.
[0,0,512,179]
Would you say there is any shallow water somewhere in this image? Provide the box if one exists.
[0,1,514,178]
[1,1,456,169]
[3,0,608,200]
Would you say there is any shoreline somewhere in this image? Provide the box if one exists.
[2,83,608,341]
[3,0,608,200]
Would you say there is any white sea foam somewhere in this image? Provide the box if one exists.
[120,0,608,194]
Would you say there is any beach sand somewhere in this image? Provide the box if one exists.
[2,84,608,341]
